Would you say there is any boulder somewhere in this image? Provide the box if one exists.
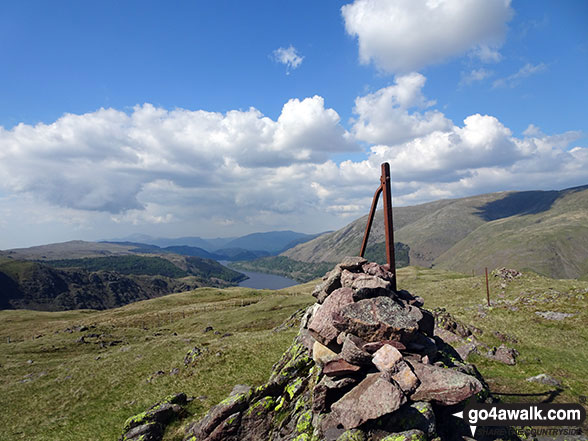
[312,375,358,413]
[372,344,403,373]
[486,345,518,365]
[526,373,562,387]
[340,334,372,365]
[351,275,391,300]
[338,256,368,271]
[323,359,362,377]
[308,288,354,347]
[312,341,339,366]
[388,360,420,394]
[333,296,420,343]
[409,362,482,405]
[331,373,406,429]
[313,268,343,303]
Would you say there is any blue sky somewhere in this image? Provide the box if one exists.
[1,0,587,248]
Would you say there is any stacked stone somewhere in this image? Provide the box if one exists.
[182,257,490,441]
[302,256,484,440]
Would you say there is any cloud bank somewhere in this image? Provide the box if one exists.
[341,0,514,73]
[1,75,585,240]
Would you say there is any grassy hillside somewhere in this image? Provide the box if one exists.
[0,257,246,311]
[0,282,315,441]
[435,186,588,279]
[1,267,586,440]
[397,267,588,421]
[279,186,588,280]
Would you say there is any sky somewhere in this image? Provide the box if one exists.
[1,0,587,249]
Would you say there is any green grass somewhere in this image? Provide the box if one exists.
[0,283,315,441]
[397,266,588,411]
[2,266,587,440]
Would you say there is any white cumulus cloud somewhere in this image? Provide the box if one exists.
[351,73,452,145]
[341,0,514,73]
[272,45,304,73]
[0,98,356,217]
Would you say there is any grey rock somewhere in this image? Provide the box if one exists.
[380,429,427,441]
[340,269,361,288]
[535,311,575,320]
[526,374,562,387]
[313,267,343,303]
[486,344,518,365]
[351,274,392,300]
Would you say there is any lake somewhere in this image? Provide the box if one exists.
[219,261,298,290]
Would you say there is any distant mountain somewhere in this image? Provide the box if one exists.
[220,231,320,254]
[251,185,588,280]
[104,230,319,255]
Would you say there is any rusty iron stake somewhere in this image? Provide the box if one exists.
[359,162,397,291]
[485,267,490,306]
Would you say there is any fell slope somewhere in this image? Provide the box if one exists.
[281,185,588,279]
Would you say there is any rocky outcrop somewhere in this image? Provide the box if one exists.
[181,258,495,441]
[120,393,188,441]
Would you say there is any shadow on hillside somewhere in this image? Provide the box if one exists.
[492,388,564,403]
[476,185,588,221]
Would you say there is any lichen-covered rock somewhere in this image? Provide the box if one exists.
[333,296,420,343]
[336,429,368,441]
[120,393,187,441]
[378,401,436,438]
[380,429,427,441]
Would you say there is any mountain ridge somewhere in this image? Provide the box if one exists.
[276,185,588,280]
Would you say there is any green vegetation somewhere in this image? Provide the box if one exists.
[233,242,409,283]
[231,256,335,283]
[0,282,316,441]
[47,256,190,278]
[397,266,588,410]
[282,186,588,280]
[1,265,586,440]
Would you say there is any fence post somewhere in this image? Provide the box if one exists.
[485,267,491,306]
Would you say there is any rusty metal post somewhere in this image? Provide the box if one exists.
[485,267,490,306]
[359,184,383,258]
[359,162,397,291]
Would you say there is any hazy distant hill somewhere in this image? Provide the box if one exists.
[106,231,321,255]
[267,185,588,280]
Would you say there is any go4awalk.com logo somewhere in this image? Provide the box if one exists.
[453,403,586,437]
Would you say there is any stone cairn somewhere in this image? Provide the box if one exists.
[182,257,492,441]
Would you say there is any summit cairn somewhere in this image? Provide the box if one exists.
[183,258,491,441]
